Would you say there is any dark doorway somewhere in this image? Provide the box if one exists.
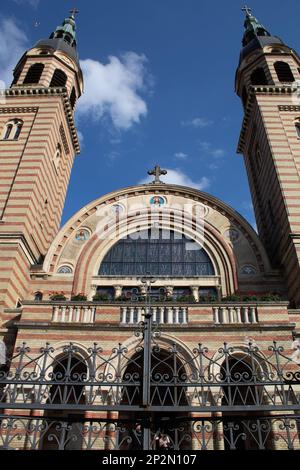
[118,347,190,450]
[40,356,87,450]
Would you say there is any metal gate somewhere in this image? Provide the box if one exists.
[1,284,300,450]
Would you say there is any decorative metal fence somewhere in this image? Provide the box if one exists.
[0,335,300,450]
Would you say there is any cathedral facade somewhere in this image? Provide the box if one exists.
[0,9,300,451]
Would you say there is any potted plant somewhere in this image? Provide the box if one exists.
[71,293,87,301]
[50,292,67,301]
[260,293,282,302]
[221,294,241,302]
[92,293,110,302]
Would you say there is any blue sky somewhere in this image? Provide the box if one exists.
[2,0,300,229]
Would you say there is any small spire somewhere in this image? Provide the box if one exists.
[241,5,252,17]
[69,8,79,20]
[241,7,271,47]
[49,10,78,48]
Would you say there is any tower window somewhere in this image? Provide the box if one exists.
[274,61,295,82]
[3,124,13,140]
[70,87,77,109]
[242,86,248,108]
[255,146,262,169]
[11,68,22,86]
[14,122,23,140]
[23,63,44,84]
[250,68,268,86]
[53,143,62,170]
[295,121,300,138]
[34,291,43,301]
[2,119,23,140]
[50,69,68,88]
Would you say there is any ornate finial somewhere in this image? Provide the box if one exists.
[147,165,167,184]
[69,8,79,19]
[242,5,252,17]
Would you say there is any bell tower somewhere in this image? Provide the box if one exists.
[236,7,300,306]
[0,11,83,321]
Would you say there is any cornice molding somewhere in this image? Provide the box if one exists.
[0,87,80,155]
[0,107,38,114]
[237,85,300,153]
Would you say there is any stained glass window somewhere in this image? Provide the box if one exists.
[99,229,214,277]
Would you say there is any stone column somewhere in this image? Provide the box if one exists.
[167,307,173,324]
[213,307,220,324]
[53,306,59,322]
[191,286,199,302]
[121,307,127,324]
[165,286,173,300]
[89,285,97,301]
[152,307,157,322]
[174,307,180,324]
[114,285,123,299]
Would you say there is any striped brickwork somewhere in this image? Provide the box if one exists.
[236,44,300,306]
[0,44,83,330]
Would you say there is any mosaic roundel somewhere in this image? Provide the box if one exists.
[75,229,90,242]
[57,265,73,274]
[224,228,240,244]
[150,195,166,207]
[111,203,125,215]
[241,265,257,276]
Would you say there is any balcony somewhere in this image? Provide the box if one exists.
[52,305,96,323]
[120,306,188,325]
[213,305,258,325]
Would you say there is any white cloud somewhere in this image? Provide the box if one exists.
[210,149,225,158]
[139,168,210,191]
[181,117,213,128]
[208,163,219,171]
[199,141,226,159]
[174,152,188,160]
[77,130,84,147]
[12,0,40,7]
[0,18,28,87]
[78,52,148,130]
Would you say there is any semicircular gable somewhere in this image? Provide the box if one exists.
[42,184,271,294]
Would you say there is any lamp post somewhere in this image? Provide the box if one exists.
[139,274,156,450]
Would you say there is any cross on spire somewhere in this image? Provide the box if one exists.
[69,8,79,19]
[242,5,252,16]
[147,165,167,184]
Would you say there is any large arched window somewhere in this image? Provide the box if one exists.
[98,229,215,277]
[250,67,268,85]
[50,69,68,88]
[274,61,295,82]
[23,63,44,84]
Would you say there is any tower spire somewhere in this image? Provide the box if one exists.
[49,10,78,48]
[241,6,271,47]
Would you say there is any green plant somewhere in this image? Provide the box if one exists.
[242,295,258,302]
[221,294,241,302]
[176,295,196,303]
[71,293,87,301]
[260,293,282,302]
[50,292,67,301]
[115,295,130,302]
[92,293,110,301]
[199,295,218,303]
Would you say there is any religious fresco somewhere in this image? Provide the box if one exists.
[75,229,90,242]
[150,195,166,207]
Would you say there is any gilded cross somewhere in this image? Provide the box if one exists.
[147,165,167,184]
[242,5,252,16]
[70,8,79,19]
